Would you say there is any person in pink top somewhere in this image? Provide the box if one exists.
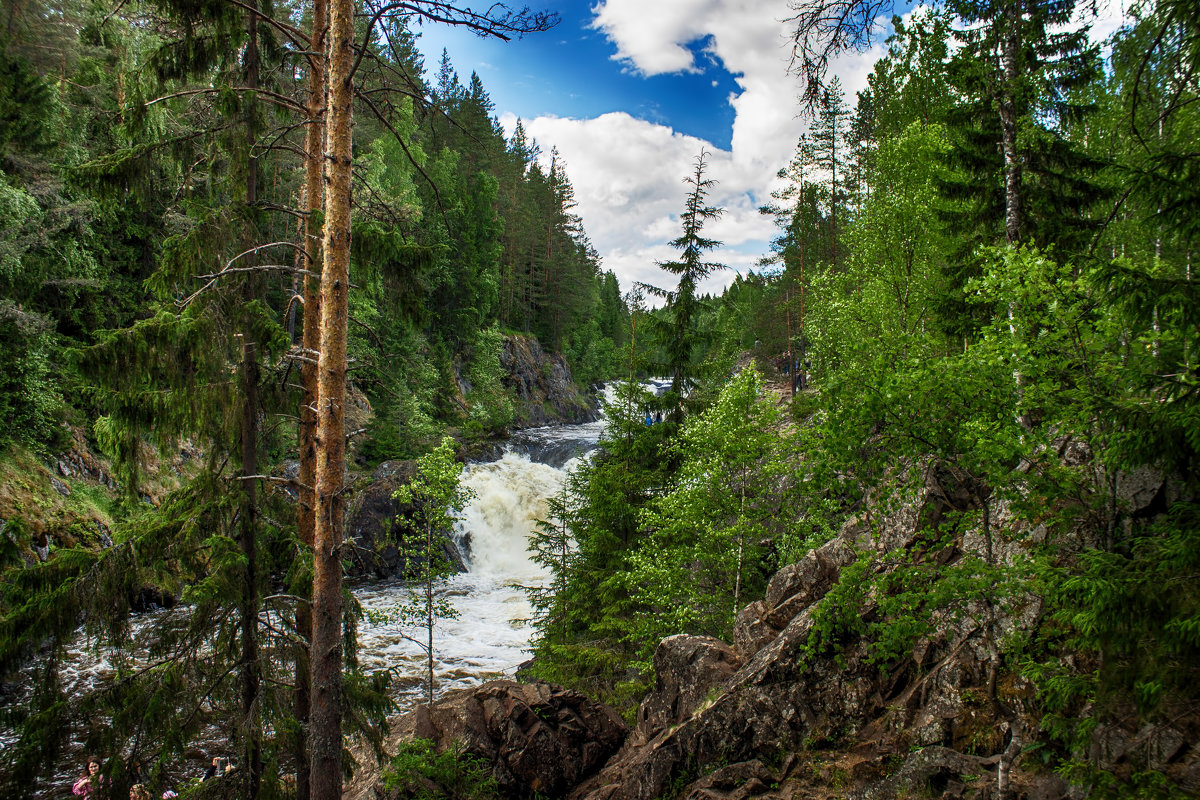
[72,756,106,798]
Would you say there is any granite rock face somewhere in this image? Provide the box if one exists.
[350,680,627,800]
[567,460,1198,800]
[499,335,598,428]
[344,459,467,580]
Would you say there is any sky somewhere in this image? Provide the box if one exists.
[411,0,1128,300]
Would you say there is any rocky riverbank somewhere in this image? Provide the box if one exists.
[347,456,1200,800]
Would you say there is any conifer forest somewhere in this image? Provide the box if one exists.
[0,0,1197,798]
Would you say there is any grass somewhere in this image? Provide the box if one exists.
[0,442,118,554]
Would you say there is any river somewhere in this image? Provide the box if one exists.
[8,391,637,798]
[354,413,609,702]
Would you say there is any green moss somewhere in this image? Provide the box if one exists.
[0,443,118,551]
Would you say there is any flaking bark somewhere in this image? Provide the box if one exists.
[309,0,353,792]
[294,2,326,798]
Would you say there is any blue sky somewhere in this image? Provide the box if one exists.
[409,0,1124,299]
[413,4,742,150]
[410,0,902,296]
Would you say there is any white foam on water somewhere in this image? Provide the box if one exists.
[355,445,583,706]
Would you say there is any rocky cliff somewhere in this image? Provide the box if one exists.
[349,457,1199,800]
[499,335,597,428]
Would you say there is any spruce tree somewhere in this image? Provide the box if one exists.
[642,150,725,424]
[937,0,1106,333]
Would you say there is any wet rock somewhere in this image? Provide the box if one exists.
[366,679,627,800]
[49,476,71,497]
[459,438,505,464]
[130,585,178,613]
[500,335,598,428]
[345,460,467,580]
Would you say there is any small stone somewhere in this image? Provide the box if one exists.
[50,476,71,497]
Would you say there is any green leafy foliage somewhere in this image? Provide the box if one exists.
[389,437,474,701]
[384,738,499,800]
[624,365,791,667]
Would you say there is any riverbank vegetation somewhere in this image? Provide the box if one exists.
[0,0,1196,796]
[525,1,1199,796]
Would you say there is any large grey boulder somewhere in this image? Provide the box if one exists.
[356,680,627,800]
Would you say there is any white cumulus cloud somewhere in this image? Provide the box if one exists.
[496,0,1126,302]
[506,1,886,299]
[498,1,804,298]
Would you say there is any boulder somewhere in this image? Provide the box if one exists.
[733,601,774,659]
[345,460,467,580]
[680,760,776,800]
[761,537,856,629]
[1116,465,1166,516]
[847,747,993,800]
[369,680,628,799]
[635,636,741,742]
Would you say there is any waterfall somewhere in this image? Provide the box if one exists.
[456,452,568,578]
[355,444,586,699]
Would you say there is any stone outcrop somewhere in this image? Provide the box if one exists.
[633,635,740,745]
[347,456,1197,800]
[566,460,1198,800]
[349,680,627,800]
[344,459,467,580]
[499,335,597,428]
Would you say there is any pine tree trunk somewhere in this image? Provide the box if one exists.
[294,2,326,797]
[309,0,352,792]
[239,336,262,800]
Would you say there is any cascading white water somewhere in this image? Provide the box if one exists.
[457,453,568,578]
[14,386,654,796]
[354,446,592,705]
